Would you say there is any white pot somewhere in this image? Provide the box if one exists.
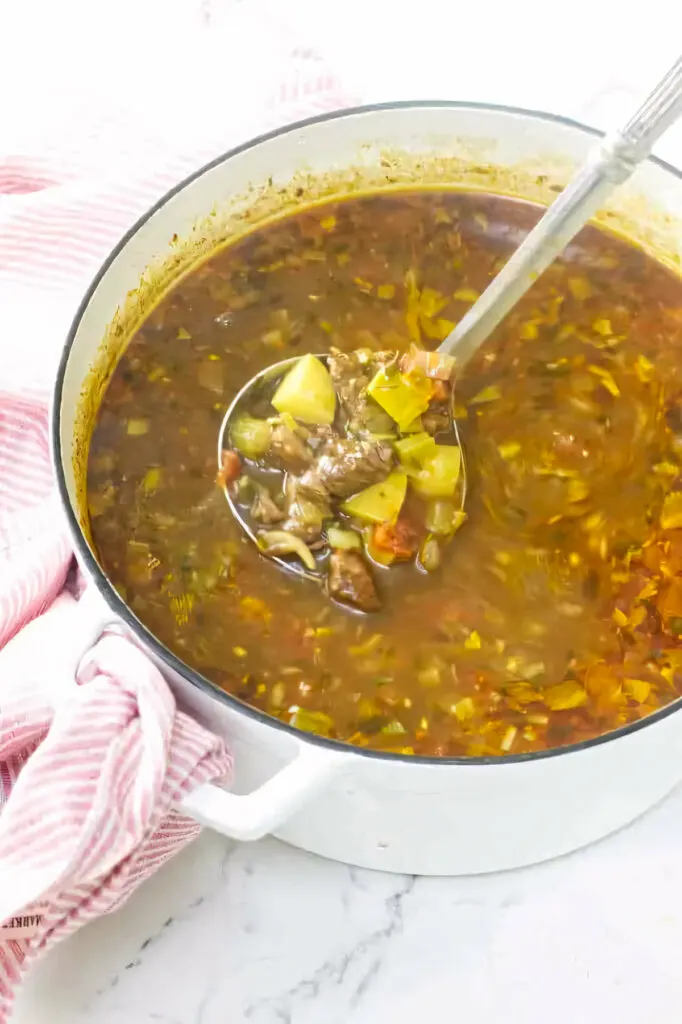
[52,102,682,876]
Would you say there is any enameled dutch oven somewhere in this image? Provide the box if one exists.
[52,102,682,875]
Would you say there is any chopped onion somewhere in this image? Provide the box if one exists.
[259,530,316,570]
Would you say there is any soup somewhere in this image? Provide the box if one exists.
[220,340,463,608]
[87,190,682,758]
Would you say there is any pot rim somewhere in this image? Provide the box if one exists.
[52,98,682,767]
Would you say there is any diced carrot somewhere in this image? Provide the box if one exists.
[372,519,419,560]
[217,448,242,486]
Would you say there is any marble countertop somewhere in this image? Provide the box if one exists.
[6,2,682,1021]
[14,781,682,1024]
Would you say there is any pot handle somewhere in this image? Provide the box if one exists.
[180,743,346,842]
[62,588,347,843]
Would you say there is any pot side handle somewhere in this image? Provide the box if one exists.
[64,588,348,843]
[180,743,346,842]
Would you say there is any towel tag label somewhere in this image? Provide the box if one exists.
[0,905,46,940]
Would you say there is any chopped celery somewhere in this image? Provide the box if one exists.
[395,432,436,465]
[289,707,334,736]
[126,418,149,436]
[362,404,397,436]
[327,525,362,550]
[411,445,461,498]
[230,415,272,459]
[425,498,458,534]
[381,719,407,735]
[141,466,162,495]
[271,354,336,425]
[367,365,433,430]
[277,411,310,437]
[342,471,408,525]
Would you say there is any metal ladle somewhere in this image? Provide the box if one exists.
[218,357,466,582]
[219,55,682,582]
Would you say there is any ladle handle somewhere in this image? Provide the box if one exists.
[439,54,682,370]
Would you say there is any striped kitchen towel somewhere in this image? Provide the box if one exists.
[0,25,351,1018]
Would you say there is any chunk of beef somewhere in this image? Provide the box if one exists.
[268,423,313,470]
[296,468,331,503]
[327,550,380,612]
[422,402,450,435]
[250,484,285,525]
[315,437,394,498]
[327,349,372,414]
[305,423,334,453]
[327,348,394,435]
[281,475,332,544]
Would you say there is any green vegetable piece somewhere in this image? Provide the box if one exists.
[277,411,308,436]
[141,466,162,495]
[381,719,407,735]
[395,431,437,465]
[419,534,442,572]
[230,415,273,459]
[425,501,466,536]
[401,416,424,433]
[126,418,149,436]
[367,365,433,430]
[327,526,362,550]
[411,445,461,498]
[425,498,458,534]
[362,404,396,436]
[342,471,408,525]
[289,707,334,736]
[271,354,336,425]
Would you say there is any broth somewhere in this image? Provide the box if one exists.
[87,189,682,757]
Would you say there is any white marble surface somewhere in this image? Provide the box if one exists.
[6,1,682,1021]
[14,782,682,1024]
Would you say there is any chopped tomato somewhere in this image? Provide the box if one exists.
[217,448,242,487]
[372,519,419,560]
[659,577,682,622]
[431,379,450,402]
[400,344,455,381]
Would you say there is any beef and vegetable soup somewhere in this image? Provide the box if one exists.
[220,339,464,606]
[87,189,682,758]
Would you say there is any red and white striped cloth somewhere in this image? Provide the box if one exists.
[0,30,352,1019]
